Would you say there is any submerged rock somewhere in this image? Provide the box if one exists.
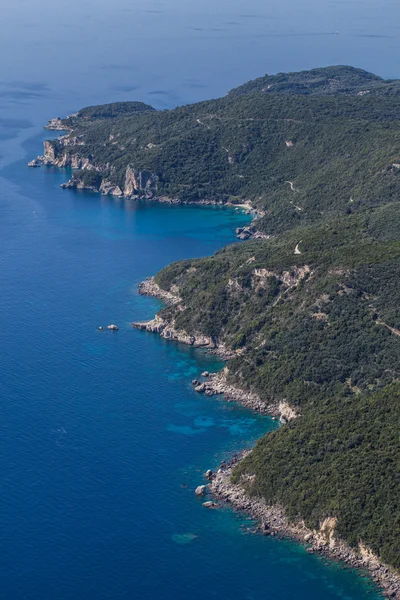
[28,158,41,167]
[202,501,220,509]
[171,533,199,545]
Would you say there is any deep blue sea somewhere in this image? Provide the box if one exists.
[1,0,400,597]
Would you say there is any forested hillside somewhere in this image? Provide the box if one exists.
[38,66,400,235]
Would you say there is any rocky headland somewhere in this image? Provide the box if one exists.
[207,455,400,599]
[133,277,298,421]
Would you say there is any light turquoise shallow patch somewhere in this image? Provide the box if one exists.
[171,533,199,545]
[193,416,215,428]
[167,424,205,436]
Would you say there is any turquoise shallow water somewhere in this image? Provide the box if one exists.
[2,0,400,597]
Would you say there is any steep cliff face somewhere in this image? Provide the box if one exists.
[44,140,56,161]
[30,141,159,199]
[99,180,123,197]
[123,166,158,198]
[30,139,111,176]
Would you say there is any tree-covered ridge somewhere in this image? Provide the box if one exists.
[228,65,385,96]
[46,66,400,235]
[64,101,155,125]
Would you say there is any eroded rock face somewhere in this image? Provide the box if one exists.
[45,118,66,131]
[132,316,215,349]
[123,166,158,198]
[28,159,41,167]
[278,401,298,423]
[138,277,181,305]
[44,140,56,161]
[100,180,123,197]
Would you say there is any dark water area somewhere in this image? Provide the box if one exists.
[1,0,399,597]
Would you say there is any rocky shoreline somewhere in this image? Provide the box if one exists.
[190,368,298,421]
[207,454,400,599]
[136,275,400,598]
[134,278,299,420]
[133,277,235,356]
[27,130,266,235]
[138,277,182,305]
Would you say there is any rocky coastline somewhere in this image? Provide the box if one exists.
[136,274,400,598]
[138,277,182,305]
[27,132,265,233]
[134,277,298,420]
[190,368,298,421]
[207,454,400,599]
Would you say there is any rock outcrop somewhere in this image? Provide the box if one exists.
[132,315,217,350]
[31,140,100,171]
[100,180,123,197]
[202,501,220,509]
[138,277,181,305]
[27,159,41,168]
[187,367,298,419]
[60,178,98,192]
[123,166,158,198]
[44,117,69,131]
[235,226,269,240]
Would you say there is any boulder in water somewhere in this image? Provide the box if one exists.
[202,501,219,509]
[195,485,207,496]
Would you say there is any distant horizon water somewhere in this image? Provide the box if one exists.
[1,0,399,597]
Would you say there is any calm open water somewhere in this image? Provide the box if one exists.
[1,0,399,597]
